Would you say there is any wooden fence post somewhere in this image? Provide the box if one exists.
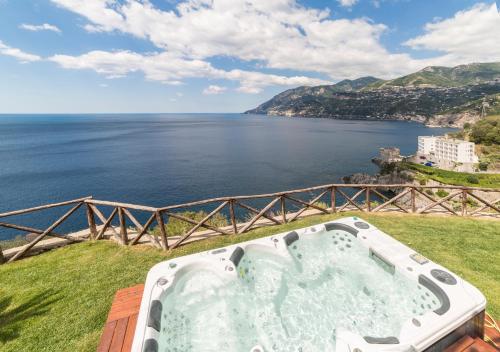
[155,211,169,250]
[0,246,5,264]
[85,204,97,240]
[118,207,128,245]
[330,187,336,213]
[280,196,287,224]
[411,187,416,213]
[229,200,237,234]
[462,190,468,216]
[366,187,371,212]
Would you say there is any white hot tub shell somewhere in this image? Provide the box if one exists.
[132,217,486,352]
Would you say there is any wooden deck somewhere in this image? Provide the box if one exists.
[97,284,144,352]
[98,285,499,352]
[445,336,498,352]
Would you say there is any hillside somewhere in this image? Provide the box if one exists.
[365,62,500,89]
[246,62,500,127]
[450,114,500,171]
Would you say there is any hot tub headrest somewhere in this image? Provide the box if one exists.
[147,300,162,332]
[364,336,400,344]
[324,223,358,237]
[144,339,158,352]
[283,231,299,246]
[229,247,244,267]
[418,274,450,316]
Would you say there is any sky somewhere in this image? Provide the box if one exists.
[0,0,499,113]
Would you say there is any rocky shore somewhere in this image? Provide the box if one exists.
[342,159,414,192]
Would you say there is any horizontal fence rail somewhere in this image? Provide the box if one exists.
[1,184,499,263]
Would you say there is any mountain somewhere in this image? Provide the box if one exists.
[331,76,382,91]
[365,62,500,89]
[245,62,500,127]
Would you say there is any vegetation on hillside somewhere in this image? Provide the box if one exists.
[0,212,499,352]
[448,115,500,171]
[402,162,500,188]
[246,62,500,125]
[444,93,500,116]
[365,62,500,89]
[469,115,500,145]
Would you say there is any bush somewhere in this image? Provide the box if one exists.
[470,115,500,145]
[435,189,449,198]
[478,162,489,171]
[466,175,480,184]
[419,179,427,186]
[379,162,397,175]
[425,189,434,196]
[0,235,30,250]
[152,210,229,237]
[466,198,478,207]
[314,201,329,209]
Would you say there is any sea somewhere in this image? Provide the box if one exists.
[0,113,455,240]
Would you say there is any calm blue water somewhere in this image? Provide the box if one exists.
[0,114,454,240]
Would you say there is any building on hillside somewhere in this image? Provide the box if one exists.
[379,147,402,162]
[417,136,478,163]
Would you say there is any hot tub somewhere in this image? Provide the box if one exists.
[132,217,486,352]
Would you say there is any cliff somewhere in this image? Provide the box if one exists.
[246,62,500,127]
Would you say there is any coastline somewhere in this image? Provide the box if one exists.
[246,111,471,128]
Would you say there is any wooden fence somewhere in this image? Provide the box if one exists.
[1,184,499,263]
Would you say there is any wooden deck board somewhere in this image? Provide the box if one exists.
[460,338,498,351]
[97,284,144,352]
[109,317,128,352]
[97,320,117,352]
[98,284,499,352]
[122,313,138,352]
[445,336,476,352]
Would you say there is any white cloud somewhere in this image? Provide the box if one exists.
[0,40,41,63]
[49,50,329,92]
[46,0,500,92]
[203,85,227,95]
[19,23,61,33]
[404,3,500,66]
[337,0,358,7]
[50,0,420,80]
[51,0,126,33]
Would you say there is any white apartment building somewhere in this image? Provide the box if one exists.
[418,136,478,163]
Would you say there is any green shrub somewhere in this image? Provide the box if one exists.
[435,189,449,198]
[466,175,480,184]
[314,201,329,209]
[425,189,434,196]
[470,115,500,145]
[419,179,427,186]
[0,235,30,250]
[466,198,479,207]
[379,162,397,175]
[478,162,489,171]
[152,210,229,237]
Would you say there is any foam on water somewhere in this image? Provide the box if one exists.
[157,230,440,352]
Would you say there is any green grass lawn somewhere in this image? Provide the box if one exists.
[1,212,499,352]
[403,162,500,188]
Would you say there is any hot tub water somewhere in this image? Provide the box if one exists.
[157,228,440,352]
